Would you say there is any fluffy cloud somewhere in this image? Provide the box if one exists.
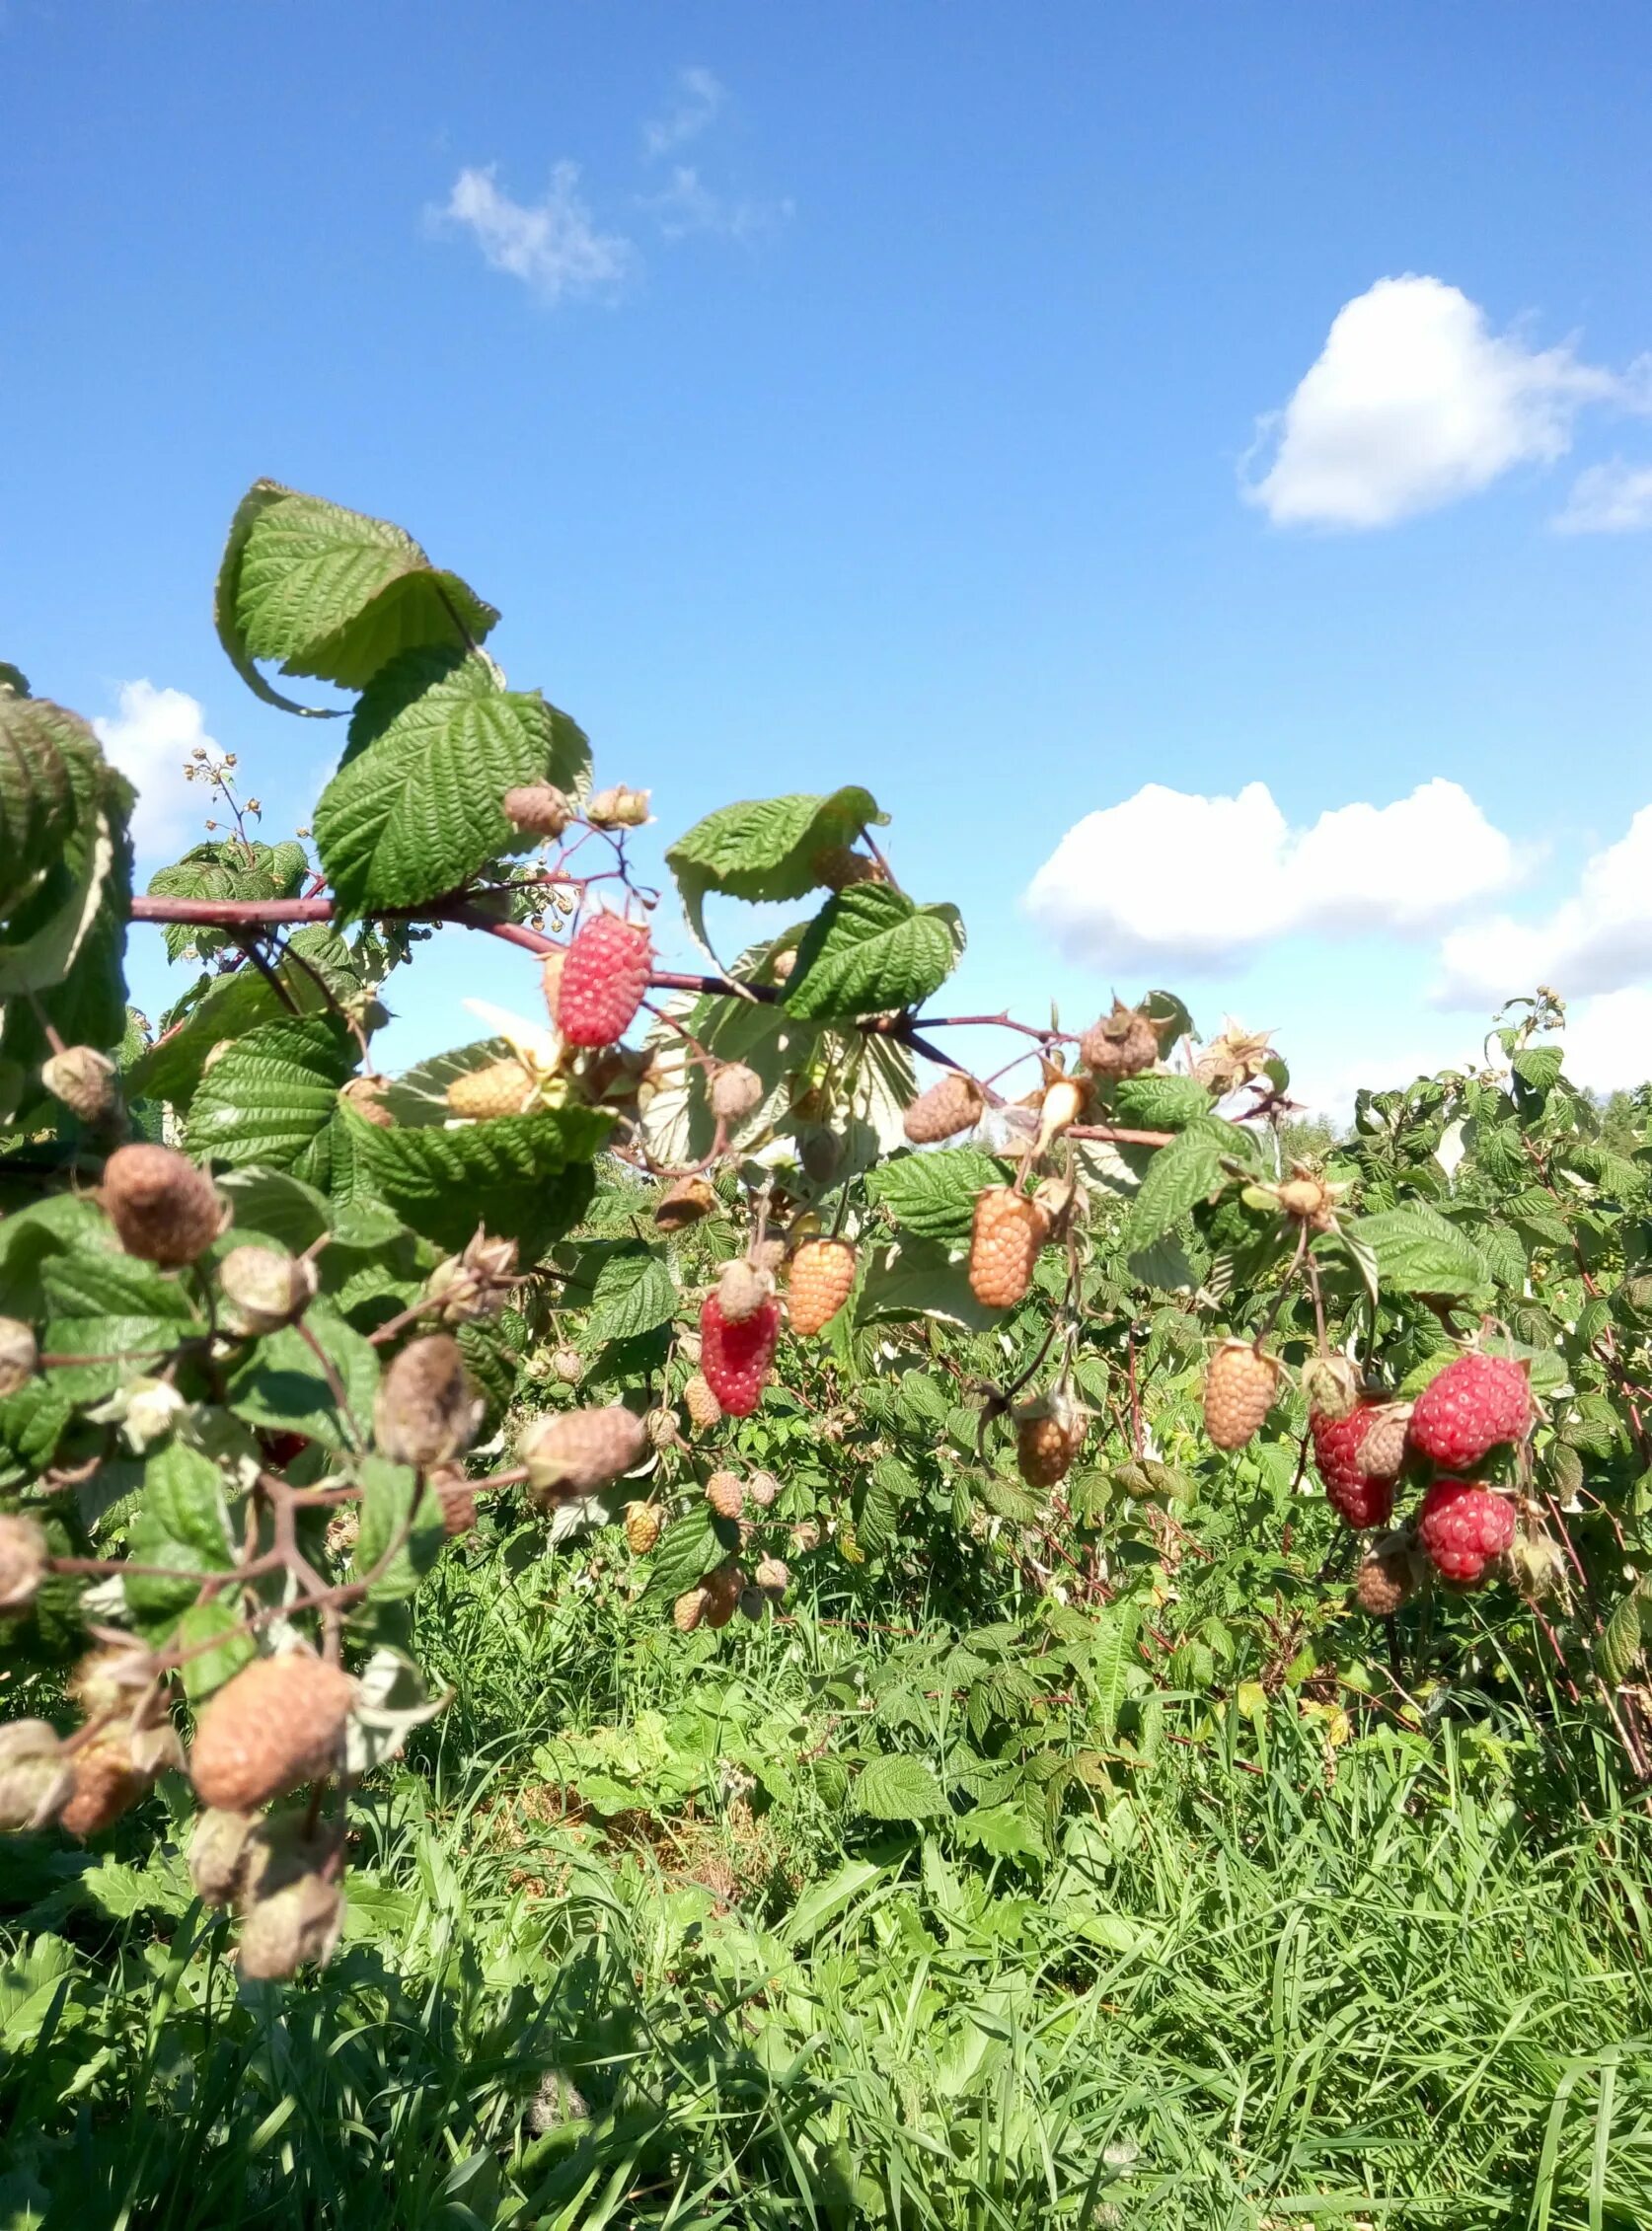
[438,163,635,304]
[1433,805,1652,1007]
[638,165,792,243]
[1023,778,1522,973]
[642,67,725,158]
[1553,458,1652,534]
[92,681,216,859]
[1558,990,1652,1094]
[1244,275,1638,528]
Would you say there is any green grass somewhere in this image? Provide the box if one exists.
[5,1531,1652,2229]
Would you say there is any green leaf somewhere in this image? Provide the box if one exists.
[666,787,884,947]
[1345,1204,1493,1300]
[1089,1604,1139,1742]
[353,1457,446,1599]
[585,1245,677,1345]
[867,1148,1008,1242]
[0,1194,111,1320]
[40,1251,199,1398]
[316,647,588,919]
[1110,1073,1215,1129]
[640,1506,727,1609]
[216,480,499,709]
[223,1303,379,1450]
[216,1167,334,1254]
[341,1102,609,1255]
[144,839,310,964]
[187,1014,354,1176]
[784,886,960,1021]
[1124,1129,1224,1255]
[0,695,101,919]
[1597,1591,1643,1688]
[858,1456,917,1557]
[855,1754,945,1822]
[176,1599,258,1704]
[125,1442,237,1630]
[1512,1044,1564,1095]
[859,1233,1003,1332]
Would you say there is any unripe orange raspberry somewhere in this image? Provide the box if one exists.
[706,1470,745,1521]
[374,1334,483,1469]
[717,1259,775,1325]
[339,1073,396,1128]
[41,1044,119,1125]
[0,1512,48,1613]
[0,1316,38,1398]
[502,781,574,837]
[1015,1393,1086,1487]
[446,1058,536,1119]
[102,1143,224,1266]
[1034,1076,1087,1153]
[190,1653,358,1812]
[903,1072,986,1144]
[521,1405,648,1503]
[747,1470,780,1509]
[673,1587,709,1633]
[967,1187,1048,1309]
[788,1238,857,1335]
[710,1062,764,1123]
[1080,1002,1159,1080]
[1354,1402,1413,1480]
[682,1373,723,1431]
[655,1176,717,1230]
[1277,1172,1335,1226]
[1202,1341,1281,1450]
[625,1503,663,1554]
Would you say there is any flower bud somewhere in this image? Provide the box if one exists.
[220,1245,319,1336]
[425,1229,520,1325]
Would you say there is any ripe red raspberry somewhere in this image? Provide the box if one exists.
[1417,1477,1516,1585]
[556,914,651,1047]
[700,1293,781,1416]
[1408,1353,1533,1473]
[788,1238,857,1336]
[1312,1405,1396,1529]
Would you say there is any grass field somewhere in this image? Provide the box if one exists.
[5,1524,1652,2229]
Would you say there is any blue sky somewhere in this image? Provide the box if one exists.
[4,1,1652,1111]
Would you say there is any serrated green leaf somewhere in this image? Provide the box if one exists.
[187,1014,354,1176]
[867,1148,1008,1242]
[341,1101,609,1254]
[859,1456,917,1558]
[0,695,100,919]
[216,1166,334,1254]
[175,1599,258,1703]
[126,938,360,1109]
[224,1302,379,1450]
[40,1251,199,1398]
[893,1368,950,1432]
[353,1456,446,1599]
[666,787,884,948]
[855,1753,945,1822]
[316,647,588,919]
[1124,1129,1224,1255]
[1597,1590,1642,1687]
[1512,1044,1564,1095]
[1345,1203,1493,1300]
[125,1443,238,1630]
[641,1506,726,1609]
[585,1245,677,1345]
[784,886,960,1021]
[1110,1074,1215,1129]
[216,479,499,709]
[858,1234,1003,1333]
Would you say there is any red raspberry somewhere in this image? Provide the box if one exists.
[1312,1404,1395,1529]
[556,915,651,1048]
[1417,1477,1515,1585]
[1408,1353,1533,1473]
[700,1293,781,1417]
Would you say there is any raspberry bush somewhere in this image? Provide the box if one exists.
[3,483,1652,1986]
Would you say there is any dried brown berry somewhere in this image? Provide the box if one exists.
[219,1244,319,1335]
[374,1334,483,1469]
[706,1470,745,1521]
[644,1406,679,1450]
[1080,1002,1159,1081]
[190,1653,358,1812]
[502,781,575,838]
[41,1044,119,1125]
[788,1238,856,1336]
[520,1405,648,1502]
[1355,1531,1425,1617]
[0,1316,38,1397]
[903,1072,986,1145]
[717,1259,776,1326]
[683,1374,723,1431]
[446,1058,536,1120]
[1015,1392,1086,1488]
[188,1807,260,1907]
[625,1504,663,1555]
[710,1063,765,1124]
[1202,1341,1281,1450]
[790,1520,822,1554]
[811,844,883,889]
[655,1175,718,1231]
[425,1229,520,1324]
[967,1187,1048,1309]
[0,1512,48,1613]
[673,1587,709,1633]
[239,1871,344,1981]
[0,1722,73,1832]
[58,1736,152,1838]
[102,1143,224,1266]
[703,1562,744,1630]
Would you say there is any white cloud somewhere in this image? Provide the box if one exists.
[1553,458,1652,534]
[1433,805,1652,1008]
[1024,778,1523,973]
[638,164,793,243]
[93,681,213,858]
[437,163,635,304]
[643,66,725,158]
[1557,991,1652,1094]
[1244,275,1641,528]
